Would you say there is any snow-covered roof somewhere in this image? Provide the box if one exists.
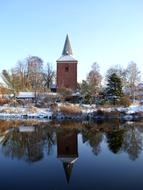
[47,92,58,96]
[57,34,77,62]
[19,126,35,132]
[16,92,35,98]
[57,55,77,62]
[62,34,73,56]
[72,92,81,96]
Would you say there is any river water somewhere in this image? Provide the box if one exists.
[0,119,143,190]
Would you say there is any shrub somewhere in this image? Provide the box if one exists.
[119,96,131,107]
[0,98,9,105]
[59,103,82,115]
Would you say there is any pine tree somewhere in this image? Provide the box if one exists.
[106,73,123,104]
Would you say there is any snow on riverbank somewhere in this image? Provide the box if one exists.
[126,104,143,114]
[0,106,53,119]
[0,103,143,120]
[93,103,143,114]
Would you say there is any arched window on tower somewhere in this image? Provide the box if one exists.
[65,66,69,72]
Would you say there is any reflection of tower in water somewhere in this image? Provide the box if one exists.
[57,130,78,183]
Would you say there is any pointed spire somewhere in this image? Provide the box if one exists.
[62,34,73,56]
[63,162,74,184]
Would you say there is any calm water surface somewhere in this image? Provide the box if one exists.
[0,120,143,190]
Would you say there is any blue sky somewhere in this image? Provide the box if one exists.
[0,0,143,82]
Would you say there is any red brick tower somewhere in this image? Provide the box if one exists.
[57,35,78,91]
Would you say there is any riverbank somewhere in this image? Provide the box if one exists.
[0,106,53,120]
[0,103,143,122]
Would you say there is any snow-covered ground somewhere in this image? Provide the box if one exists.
[79,103,143,114]
[0,106,53,119]
[126,104,143,114]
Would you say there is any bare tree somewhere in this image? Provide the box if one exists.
[1,56,57,104]
[12,60,29,90]
[26,56,43,103]
[43,62,55,90]
[125,61,141,101]
[87,62,102,95]
[1,69,21,106]
[27,56,43,89]
[122,126,143,160]
[1,69,19,95]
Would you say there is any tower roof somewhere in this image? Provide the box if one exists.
[60,157,78,184]
[57,34,77,62]
[63,162,73,184]
[62,34,73,56]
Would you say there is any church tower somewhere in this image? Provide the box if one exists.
[57,35,78,91]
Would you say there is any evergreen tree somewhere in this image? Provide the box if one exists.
[106,73,123,104]
[80,80,92,104]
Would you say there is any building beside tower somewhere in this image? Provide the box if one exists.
[56,35,78,91]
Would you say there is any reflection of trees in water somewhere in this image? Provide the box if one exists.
[1,126,56,162]
[82,129,103,156]
[45,129,56,155]
[90,132,103,155]
[82,122,143,160]
[122,126,143,161]
[1,120,143,162]
[105,123,143,160]
[106,129,124,154]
